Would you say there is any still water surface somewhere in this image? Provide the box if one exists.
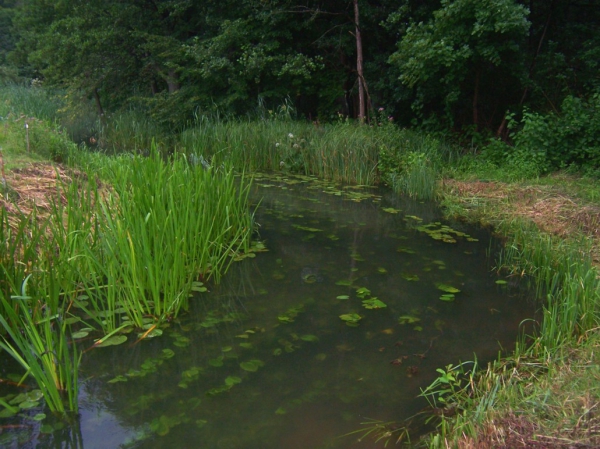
[1,173,534,448]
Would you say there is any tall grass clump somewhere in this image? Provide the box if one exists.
[51,147,254,330]
[178,115,408,185]
[497,222,600,347]
[378,131,444,200]
[0,83,63,122]
[97,109,166,154]
[0,209,80,415]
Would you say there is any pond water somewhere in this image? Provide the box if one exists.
[0,173,535,448]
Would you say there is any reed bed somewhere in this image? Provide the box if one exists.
[177,118,416,186]
[1,143,254,415]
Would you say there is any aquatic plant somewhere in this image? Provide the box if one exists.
[0,278,80,415]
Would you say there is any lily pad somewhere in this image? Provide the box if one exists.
[209,358,224,367]
[339,313,362,326]
[362,298,387,309]
[240,359,264,372]
[381,207,401,214]
[300,334,319,342]
[436,283,461,293]
[336,295,350,300]
[399,315,421,325]
[224,376,242,387]
[95,335,127,347]
[439,293,455,301]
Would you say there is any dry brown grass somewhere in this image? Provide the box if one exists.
[442,178,600,264]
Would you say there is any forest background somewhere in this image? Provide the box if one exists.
[1,0,599,175]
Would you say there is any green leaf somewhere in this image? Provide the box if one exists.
[436,284,461,293]
[224,376,242,387]
[300,334,319,342]
[96,335,127,347]
[362,298,387,309]
[240,359,264,372]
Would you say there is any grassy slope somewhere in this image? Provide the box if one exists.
[423,167,600,448]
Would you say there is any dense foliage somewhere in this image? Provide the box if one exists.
[1,0,600,170]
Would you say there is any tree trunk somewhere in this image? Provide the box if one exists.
[354,0,365,123]
[473,68,480,129]
[93,89,104,117]
[167,68,180,93]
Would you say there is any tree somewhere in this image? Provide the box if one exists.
[389,0,529,130]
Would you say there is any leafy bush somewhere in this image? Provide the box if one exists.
[484,92,600,177]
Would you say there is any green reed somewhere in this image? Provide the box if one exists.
[48,147,254,330]
[177,117,404,185]
[0,209,80,415]
[496,222,599,348]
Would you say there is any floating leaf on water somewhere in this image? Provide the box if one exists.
[108,375,128,384]
[19,400,39,409]
[436,284,461,293]
[399,315,421,325]
[336,295,350,300]
[0,408,17,418]
[96,335,127,347]
[335,279,353,286]
[439,294,456,302]
[381,207,401,214]
[327,234,340,241]
[397,247,416,254]
[405,215,423,221]
[401,273,420,281]
[315,353,327,361]
[239,342,253,349]
[209,358,224,367]
[300,334,319,342]
[26,390,43,402]
[235,334,250,339]
[495,280,508,285]
[196,419,208,428]
[362,298,387,309]
[339,314,362,326]
[139,328,163,339]
[224,376,242,387]
[413,326,423,332]
[161,349,175,359]
[72,330,89,339]
[377,267,388,274]
[356,287,371,298]
[33,413,46,421]
[240,359,264,372]
[221,346,233,353]
[275,407,287,415]
[466,238,479,242]
[292,224,323,232]
[64,316,81,325]
[381,328,394,335]
[273,348,282,356]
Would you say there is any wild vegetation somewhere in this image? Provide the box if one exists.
[1,0,600,446]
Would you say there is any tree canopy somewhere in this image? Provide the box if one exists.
[2,0,599,132]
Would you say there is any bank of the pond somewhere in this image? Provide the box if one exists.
[422,174,600,448]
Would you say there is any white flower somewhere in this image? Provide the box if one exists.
[275,142,280,147]
[288,133,294,138]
